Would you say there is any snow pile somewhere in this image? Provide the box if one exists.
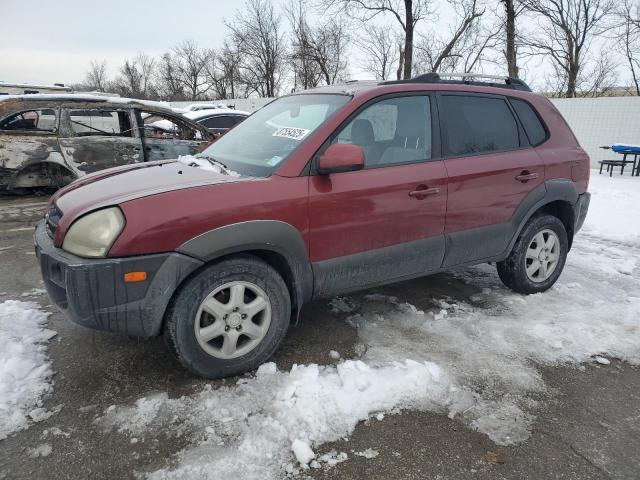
[97,172,640,477]
[582,172,640,246]
[98,359,448,479]
[0,301,56,440]
[177,155,240,177]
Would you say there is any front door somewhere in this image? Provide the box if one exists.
[59,107,143,173]
[438,93,546,267]
[138,110,209,161]
[308,94,448,297]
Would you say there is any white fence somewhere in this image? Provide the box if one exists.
[549,97,639,168]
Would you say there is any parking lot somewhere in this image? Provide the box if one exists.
[0,182,639,480]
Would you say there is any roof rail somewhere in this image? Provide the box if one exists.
[381,72,532,92]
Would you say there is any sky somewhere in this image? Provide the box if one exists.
[0,0,624,92]
[0,0,265,85]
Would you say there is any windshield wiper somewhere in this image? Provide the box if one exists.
[195,154,231,174]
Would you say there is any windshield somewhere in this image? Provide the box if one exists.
[199,94,351,177]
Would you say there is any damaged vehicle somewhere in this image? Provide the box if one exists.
[0,94,212,193]
[35,74,590,379]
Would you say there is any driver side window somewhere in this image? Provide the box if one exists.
[334,96,431,167]
[141,111,199,140]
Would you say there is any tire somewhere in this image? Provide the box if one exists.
[164,254,291,379]
[497,214,569,294]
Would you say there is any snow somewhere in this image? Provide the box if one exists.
[329,350,341,360]
[176,155,241,177]
[581,172,640,246]
[291,439,315,465]
[0,301,56,440]
[97,171,640,478]
[354,448,379,459]
[26,443,52,458]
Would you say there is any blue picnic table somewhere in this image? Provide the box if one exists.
[598,144,640,176]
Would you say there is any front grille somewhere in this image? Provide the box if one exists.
[45,203,63,238]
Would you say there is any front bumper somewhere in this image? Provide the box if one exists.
[575,192,591,233]
[35,221,203,337]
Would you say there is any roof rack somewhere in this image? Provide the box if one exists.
[381,72,532,92]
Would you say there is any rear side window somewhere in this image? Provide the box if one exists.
[202,116,236,129]
[0,109,58,133]
[510,98,547,146]
[441,95,519,156]
[69,109,133,137]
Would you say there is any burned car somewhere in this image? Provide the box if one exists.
[0,94,212,193]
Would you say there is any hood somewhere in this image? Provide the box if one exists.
[51,160,249,240]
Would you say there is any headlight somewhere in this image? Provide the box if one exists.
[62,207,125,258]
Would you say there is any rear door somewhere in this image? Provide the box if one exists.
[308,94,448,296]
[438,92,545,267]
[59,107,143,173]
[137,110,209,161]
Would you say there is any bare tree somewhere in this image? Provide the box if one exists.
[581,49,619,96]
[113,53,157,99]
[519,0,615,98]
[320,0,432,79]
[172,40,213,100]
[617,0,640,95]
[357,24,398,80]
[82,60,109,92]
[413,0,485,73]
[501,0,518,77]
[287,0,324,89]
[207,43,245,99]
[227,0,286,97]
[157,52,186,100]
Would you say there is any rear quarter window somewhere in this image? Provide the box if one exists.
[440,95,519,156]
[510,98,548,146]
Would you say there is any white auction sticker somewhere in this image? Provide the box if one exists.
[272,127,310,140]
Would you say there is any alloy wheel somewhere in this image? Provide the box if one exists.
[194,281,272,359]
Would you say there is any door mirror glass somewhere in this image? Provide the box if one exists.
[317,143,365,174]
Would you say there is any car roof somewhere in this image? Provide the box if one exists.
[292,74,534,98]
[183,108,251,120]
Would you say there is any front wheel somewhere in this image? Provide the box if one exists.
[164,255,291,379]
[497,214,569,294]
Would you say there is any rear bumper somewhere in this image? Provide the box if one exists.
[34,221,203,337]
[575,192,590,232]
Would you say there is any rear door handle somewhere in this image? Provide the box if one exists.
[515,171,539,183]
[408,185,440,199]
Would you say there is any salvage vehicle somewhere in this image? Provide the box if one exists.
[0,94,212,193]
[35,73,591,379]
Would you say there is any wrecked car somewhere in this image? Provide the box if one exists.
[0,94,212,193]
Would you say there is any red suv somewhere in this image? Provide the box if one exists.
[35,74,590,378]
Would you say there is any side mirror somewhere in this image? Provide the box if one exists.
[317,143,365,174]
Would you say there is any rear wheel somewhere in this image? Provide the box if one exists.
[164,255,291,379]
[497,214,569,294]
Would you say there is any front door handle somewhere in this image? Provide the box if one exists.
[408,185,440,199]
[515,171,539,182]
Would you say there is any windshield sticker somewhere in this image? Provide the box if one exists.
[272,127,310,141]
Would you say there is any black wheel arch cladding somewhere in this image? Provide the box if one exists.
[177,220,313,319]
